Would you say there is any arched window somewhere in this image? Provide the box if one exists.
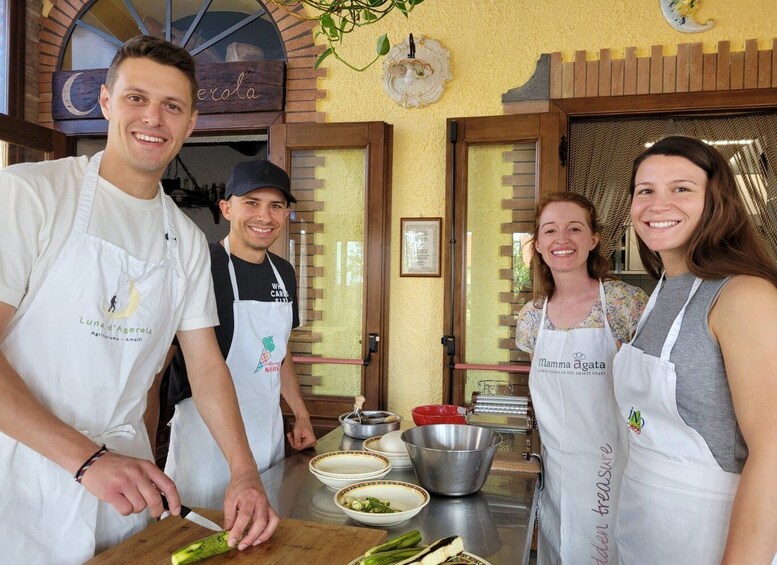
[60,0,286,70]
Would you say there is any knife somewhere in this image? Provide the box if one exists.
[160,494,223,532]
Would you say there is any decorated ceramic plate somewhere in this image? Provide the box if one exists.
[309,450,391,478]
[346,550,492,565]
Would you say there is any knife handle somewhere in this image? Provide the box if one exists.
[160,493,192,518]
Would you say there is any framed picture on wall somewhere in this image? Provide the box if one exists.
[400,217,442,277]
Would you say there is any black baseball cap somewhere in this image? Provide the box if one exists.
[225,159,296,204]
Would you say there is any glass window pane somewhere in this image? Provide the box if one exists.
[182,2,285,63]
[289,148,366,398]
[0,142,47,170]
[82,0,138,41]
[464,143,536,400]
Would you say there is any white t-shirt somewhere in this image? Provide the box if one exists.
[0,155,217,335]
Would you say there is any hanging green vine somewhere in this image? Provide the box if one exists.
[267,0,426,71]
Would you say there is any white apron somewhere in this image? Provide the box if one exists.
[165,237,291,509]
[531,282,625,565]
[0,152,179,564]
[613,276,777,564]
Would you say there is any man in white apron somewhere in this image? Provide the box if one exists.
[165,159,317,509]
[530,282,626,564]
[0,36,277,564]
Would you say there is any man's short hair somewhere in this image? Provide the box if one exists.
[105,35,198,108]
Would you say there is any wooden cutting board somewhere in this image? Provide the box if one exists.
[86,509,387,564]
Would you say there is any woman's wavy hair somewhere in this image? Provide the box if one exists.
[630,135,777,286]
[530,191,612,300]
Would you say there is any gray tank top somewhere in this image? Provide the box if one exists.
[632,273,747,473]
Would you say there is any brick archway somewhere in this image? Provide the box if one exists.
[38,0,326,127]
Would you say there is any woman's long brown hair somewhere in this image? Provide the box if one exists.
[530,191,612,300]
[630,135,777,286]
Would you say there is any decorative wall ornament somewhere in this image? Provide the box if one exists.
[660,0,715,33]
[382,34,452,109]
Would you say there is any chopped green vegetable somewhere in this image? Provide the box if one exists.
[364,530,423,556]
[360,547,424,565]
[394,536,464,565]
[171,531,231,565]
[344,496,398,513]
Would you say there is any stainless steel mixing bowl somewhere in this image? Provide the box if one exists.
[339,411,401,439]
[401,424,502,496]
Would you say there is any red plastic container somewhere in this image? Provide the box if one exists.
[411,404,467,426]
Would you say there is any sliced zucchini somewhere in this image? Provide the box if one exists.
[171,531,231,565]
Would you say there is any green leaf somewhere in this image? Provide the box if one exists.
[320,13,339,40]
[362,9,377,22]
[394,0,409,15]
[314,47,333,70]
[376,34,390,56]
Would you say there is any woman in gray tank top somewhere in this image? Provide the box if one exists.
[612,135,777,564]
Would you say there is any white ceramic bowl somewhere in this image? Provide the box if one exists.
[362,436,413,469]
[334,480,430,527]
[309,466,392,490]
[309,450,391,478]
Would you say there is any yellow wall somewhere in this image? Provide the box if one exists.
[314,0,777,419]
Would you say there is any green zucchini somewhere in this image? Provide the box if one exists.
[364,530,423,556]
[359,547,425,565]
[394,535,464,565]
[171,531,231,565]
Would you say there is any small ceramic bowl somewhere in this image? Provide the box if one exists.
[309,450,391,478]
[362,436,412,469]
[334,480,430,527]
[310,466,392,490]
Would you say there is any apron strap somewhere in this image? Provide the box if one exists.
[71,152,102,235]
[223,237,287,300]
[538,280,612,337]
[598,279,613,336]
[631,273,664,342]
[659,276,703,361]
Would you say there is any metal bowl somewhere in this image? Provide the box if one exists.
[401,424,502,496]
[339,411,401,439]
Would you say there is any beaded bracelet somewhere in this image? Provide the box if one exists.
[74,444,109,483]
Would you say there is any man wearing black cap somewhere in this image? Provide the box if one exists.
[163,159,316,509]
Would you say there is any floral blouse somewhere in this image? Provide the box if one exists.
[515,279,649,354]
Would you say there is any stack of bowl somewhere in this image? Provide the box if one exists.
[308,450,391,490]
[362,432,412,469]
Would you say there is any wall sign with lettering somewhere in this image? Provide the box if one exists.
[52,60,285,120]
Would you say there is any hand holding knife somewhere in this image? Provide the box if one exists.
[161,493,223,532]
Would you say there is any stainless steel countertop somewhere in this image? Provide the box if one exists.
[260,426,538,565]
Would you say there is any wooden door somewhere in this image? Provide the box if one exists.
[443,111,567,407]
[269,122,392,435]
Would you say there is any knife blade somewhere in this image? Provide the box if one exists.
[160,494,223,532]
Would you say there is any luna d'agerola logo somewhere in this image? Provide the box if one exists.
[103,279,140,320]
[254,336,276,373]
[628,407,646,435]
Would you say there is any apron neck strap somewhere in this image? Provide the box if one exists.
[659,276,703,361]
[538,279,610,335]
[74,152,177,261]
[223,236,287,301]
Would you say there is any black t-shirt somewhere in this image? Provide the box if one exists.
[167,241,300,406]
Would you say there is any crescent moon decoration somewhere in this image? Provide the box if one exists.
[102,280,141,320]
[660,0,715,33]
[62,72,98,117]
